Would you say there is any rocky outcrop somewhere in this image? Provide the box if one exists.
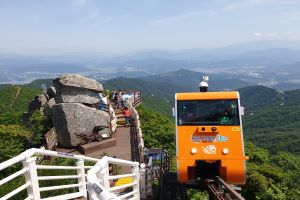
[43,98,56,116]
[54,85,100,105]
[51,103,110,147]
[50,74,111,147]
[53,74,103,92]
[53,74,103,105]
[38,94,48,107]
[23,93,48,125]
[24,74,111,148]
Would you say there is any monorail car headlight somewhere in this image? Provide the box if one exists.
[191,148,197,154]
[222,148,229,155]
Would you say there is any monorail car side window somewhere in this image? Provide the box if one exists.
[177,100,240,126]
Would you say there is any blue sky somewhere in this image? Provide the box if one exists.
[0,0,300,54]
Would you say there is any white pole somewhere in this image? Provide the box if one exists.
[100,162,110,190]
[139,163,146,199]
[133,164,140,199]
[77,159,87,197]
[22,156,41,200]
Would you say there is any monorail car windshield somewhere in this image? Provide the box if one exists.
[177,99,240,126]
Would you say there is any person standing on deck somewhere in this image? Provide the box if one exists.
[98,93,105,110]
[123,107,131,126]
[118,92,124,109]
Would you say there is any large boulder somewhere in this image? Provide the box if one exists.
[54,74,103,92]
[53,74,103,105]
[54,85,100,105]
[51,103,110,147]
[43,98,56,116]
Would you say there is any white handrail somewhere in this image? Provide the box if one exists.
[0,148,99,200]
[36,165,80,170]
[39,183,82,192]
[109,182,138,192]
[0,154,26,171]
[108,173,136,180]
[37,175,81,180]
[0,167,28,186]
[87,156,140,200]
[0,148,143,200]
[1,182,30,200]
[119,190,138,200]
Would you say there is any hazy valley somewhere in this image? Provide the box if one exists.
[1,40,300,90]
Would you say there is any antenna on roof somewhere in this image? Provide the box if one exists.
[199,75,209,92]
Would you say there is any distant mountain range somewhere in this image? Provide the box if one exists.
[103,69,252,115]
[1,39,300,89]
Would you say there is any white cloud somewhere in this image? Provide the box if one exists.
[252,32,293,38]
[253,32,263,37]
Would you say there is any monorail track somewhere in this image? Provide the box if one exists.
[204,177,245,200]
[160,172,245,200]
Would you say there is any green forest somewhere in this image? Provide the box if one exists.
[0,80,300,199]
[240,86,300,155]
[0,85,52,163]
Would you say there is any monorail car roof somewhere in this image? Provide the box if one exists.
[175,91,239,100]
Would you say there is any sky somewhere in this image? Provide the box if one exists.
[0,0,300,54]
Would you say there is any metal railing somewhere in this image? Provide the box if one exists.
[124,99,144,163]
[0,148,142,200]
[139,157,153,199]
[0,148,97,200]
[87,156,140,200]
[128,91,142,107]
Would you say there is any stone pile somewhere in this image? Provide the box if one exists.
[51,74,111,148]
[24,74,111,148]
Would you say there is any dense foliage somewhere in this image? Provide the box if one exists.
[240,86,300,155]
[0,85,50,198]
[0,85,52,159]
[137,105,176,155]
[0,124,30,163]
[242,143,300,199]
[0,85,40,114]
[0,86,45,163]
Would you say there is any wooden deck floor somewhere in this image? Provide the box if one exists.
[86,126,132,161]
[56,126,133,173]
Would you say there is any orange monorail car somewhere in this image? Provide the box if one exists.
[175,90,248,185]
